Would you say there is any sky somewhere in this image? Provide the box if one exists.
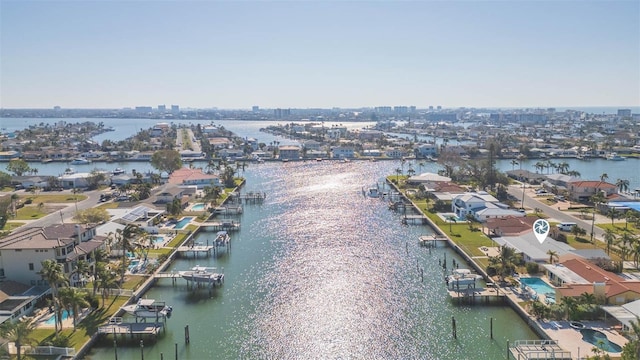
[1,0,639,109]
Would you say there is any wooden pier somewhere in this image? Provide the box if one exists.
[419,234,448,246]
[447,286,506,305]
[98,318,164,337]
[234,191,266,204]
[176,245,214,258]
[200,220,240,232]
[401,214,428,225]
[509,339,572,360]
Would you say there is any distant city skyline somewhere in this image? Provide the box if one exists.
[1,1,639,109]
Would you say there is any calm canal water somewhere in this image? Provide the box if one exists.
[85,160,537,359]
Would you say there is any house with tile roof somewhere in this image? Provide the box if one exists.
[0,224,106,287]
[168,167,221,189]
[567,180,617,202]
[544,255,640,305]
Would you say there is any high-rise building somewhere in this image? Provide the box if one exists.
[171,105,180,114]
[158,105,166,112]
[618,109,631,117]
[252,106,259,112]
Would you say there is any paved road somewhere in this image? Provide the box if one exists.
[6,189,106,228]
[508,184,606,242]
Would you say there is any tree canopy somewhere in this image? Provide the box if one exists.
[150,150,182,174]
[6,159,31,176]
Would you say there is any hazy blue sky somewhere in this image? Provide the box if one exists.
[1,1,639,109]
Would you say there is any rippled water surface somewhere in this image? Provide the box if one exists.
[87,160,538,359]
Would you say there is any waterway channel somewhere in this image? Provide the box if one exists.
[85,160,538,359]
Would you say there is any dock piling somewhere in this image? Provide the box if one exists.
[175,343,178,360]
[451,316,457,339]
[184,325,190,344]
[490,317,493,339]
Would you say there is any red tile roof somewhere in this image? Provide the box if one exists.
[569,181,616,189]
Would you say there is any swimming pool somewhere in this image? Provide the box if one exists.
[191,203,206,211]
[580,328,622,352]
[152,236,164,245]
[520,277,556,297]
[45,310,72,325]
[173,217,194,229]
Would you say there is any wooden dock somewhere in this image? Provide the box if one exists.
[176,245,214,258]
[447,287,506,304]
[200,220,240,232]
[401,214,428,225]
[509,339,572,360]
[419,235,448,246]
[98,318,164,337]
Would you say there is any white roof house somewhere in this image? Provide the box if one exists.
[493,232,575,263]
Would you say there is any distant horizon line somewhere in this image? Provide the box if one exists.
[2,105,639,111]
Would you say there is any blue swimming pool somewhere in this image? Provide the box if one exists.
[191,203,206,211]
[173,217,194,229]
[580,328,622,352]
[520,277,555,297]
[45,310,72,325]
[152,236,164,244]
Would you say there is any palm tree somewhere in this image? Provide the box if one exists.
[580,292,597,305]
[0,316,36,360]
[608,208,619,226]
[600,173,609,183]
[91,249,109,296]
[560,296,578,320]
[604,228,617,255]
[10,193,19,217]
[39,259,68,334]
[72,259,90,287]
[510,159,519,170]
[115,224,143,285]
[395,167,402,182]
[547,250,559,264]
[590,192,607,243]
[616,178,630,193]
[626,210,637,230]
[58,287,90,331]
[446,215,457,232]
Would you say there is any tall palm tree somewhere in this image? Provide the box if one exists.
[547,250,559,264]
[510,159,519,170]
[58,287,90,331]
[580,292,597,305]
[91,249,109,296]
[72,259,90,288]
[0,316,36,360]
[116,224,143,285]
[560,296,578,320]
[39,259,68,334]
[616,178,630,193]
[603,228,617,255]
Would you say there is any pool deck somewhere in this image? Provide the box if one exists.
[534,320,627,358]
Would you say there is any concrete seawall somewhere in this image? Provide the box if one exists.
[385,179,552,342]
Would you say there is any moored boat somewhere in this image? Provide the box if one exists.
[606,152,625,161]
[180,266,224,285]
[122,299,172,318]
[112,167,125,175]
[445,269,483,290]
[70,158,91,165]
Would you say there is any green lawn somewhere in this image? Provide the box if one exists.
[597,223,639,236]
[422,210,495,257]
[32,295,129,351]
[1,221,25,231]
[22,194,88,203]
[14,205,47,220]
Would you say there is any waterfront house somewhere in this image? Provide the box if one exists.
[168,167,221,189]
[384,148,405,159]
[0,281,48,325]
[302,140,322,151]
[0,151,20,161]
[331,147,355,159]
[545,255,640,305]
[155,185,185,204]
[278,145,301,160]
[108,205,164,234]
[485,216,538,237]
[208,137,233,149]
[451,192,520,222]
[492,232,574,263]
[415,143,438,158]
[0,224,106,287]
[406,172,452,189]
[505,170,547,184]
[567,180,617,202]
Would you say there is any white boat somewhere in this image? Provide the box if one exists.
[367,187,379,198]
[606,152,625,161]
[445,269,483,289]
[112,167,125,175]
[70,158,91,165]
[180,266,224,285]
[122,299,172,318]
